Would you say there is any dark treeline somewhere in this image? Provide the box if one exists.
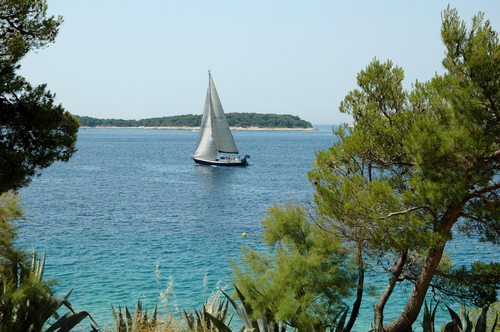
[76,113,313,128]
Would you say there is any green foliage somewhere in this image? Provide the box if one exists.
[332,307,350,332]
[0,0,63,61]
[226,113,312,128]
[76,113,313,129]
[421,301,439,332]
[109,291,234,332]
[222,285,287,332]
[421,302,499,332]
[308,7,499,330]
[183,291,233,332]
[0,0,78,193]
[111,302,165,332]
[0,192,21,249]
[401,254,499,309]
[44,297,98,332]
[223,284,350,332]
[232,204,355,330]
[432,262,500,308]
[0,194,96,332]
[441,304,498,332]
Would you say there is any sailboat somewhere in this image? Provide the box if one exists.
[192,71,250,166]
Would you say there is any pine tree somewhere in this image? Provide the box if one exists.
[0,0,78,193]
[233,204,356,330]
[309,7,499,331]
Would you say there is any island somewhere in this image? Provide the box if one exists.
[76,113,314,130]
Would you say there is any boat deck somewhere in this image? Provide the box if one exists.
[193,156,249,167]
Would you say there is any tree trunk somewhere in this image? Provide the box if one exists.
[373,250,407,331]
[383,205,462,332]
[344,243,364,332]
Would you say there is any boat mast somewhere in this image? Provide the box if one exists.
[208,70,212,112]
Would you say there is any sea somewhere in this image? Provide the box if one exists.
[17,126,498,331]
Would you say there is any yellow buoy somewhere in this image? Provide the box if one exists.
[242,232,247,238]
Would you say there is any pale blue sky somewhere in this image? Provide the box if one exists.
[20,1,499,124]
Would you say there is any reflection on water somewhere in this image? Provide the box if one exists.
[194,164,246,191]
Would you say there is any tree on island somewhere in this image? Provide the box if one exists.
[234,7,498,331]
[0,0,79,194]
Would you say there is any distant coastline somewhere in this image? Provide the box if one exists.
[79,126,318,131]
[75,113,314,130]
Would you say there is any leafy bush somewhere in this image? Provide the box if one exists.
[183,290,233,332]
[111,301,176,332]
[232,204,356,330]
[421,300,499,332]
[442,304,497,332]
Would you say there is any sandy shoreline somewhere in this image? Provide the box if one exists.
[80,126,318,131]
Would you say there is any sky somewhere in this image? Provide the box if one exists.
[20,0,500,124]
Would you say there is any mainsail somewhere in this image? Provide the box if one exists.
[193,85,218,160]
[208,74,238,153]
[193,72,239,160]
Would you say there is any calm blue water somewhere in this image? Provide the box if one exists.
[17,127,497,330]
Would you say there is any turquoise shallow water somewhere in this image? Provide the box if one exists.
[17,127,498,330]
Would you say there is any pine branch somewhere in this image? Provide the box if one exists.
[468,182,500,198]
[379,206,430,219]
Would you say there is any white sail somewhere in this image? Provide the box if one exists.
[208,73,239,153]
[193,85,218,160]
